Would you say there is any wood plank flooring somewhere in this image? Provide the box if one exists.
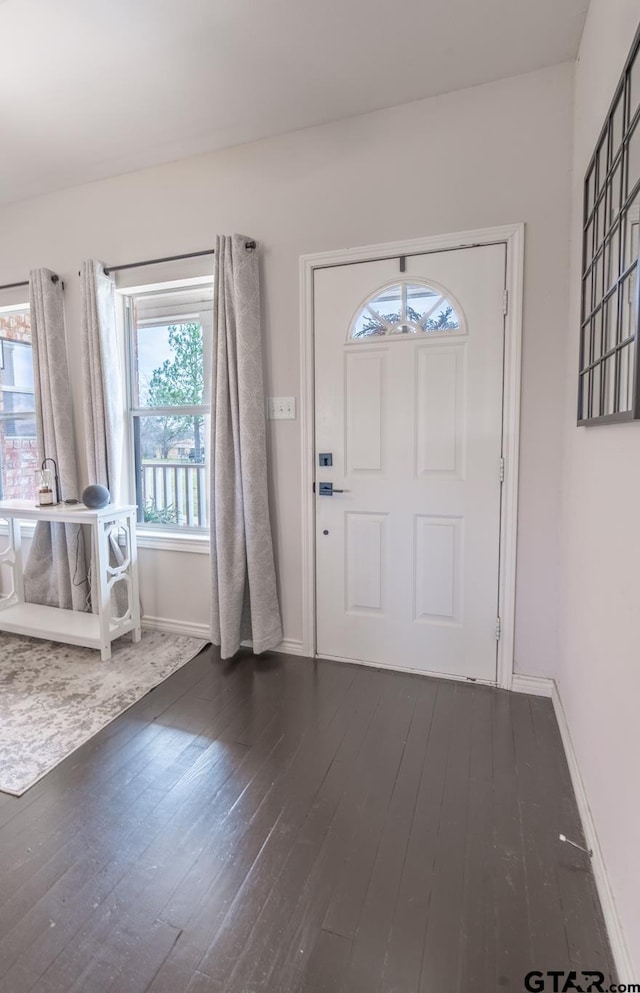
[0,647,615,992]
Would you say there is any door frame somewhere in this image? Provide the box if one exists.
[299,224,524,690]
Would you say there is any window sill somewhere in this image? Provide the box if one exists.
[135,529,209,554]
[0,520,209,555]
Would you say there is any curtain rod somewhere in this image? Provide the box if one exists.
[0,274,59,293]
[98,242,257,277]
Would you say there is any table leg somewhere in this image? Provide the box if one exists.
[94,519,112,661]
[129,511,142,643]
[7,519,24,604]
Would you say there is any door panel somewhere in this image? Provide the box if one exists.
[345,350,385,472]
[415,344,466,477]
[345,512,386,613]
[414,514,462,624]
[314,245,505,681]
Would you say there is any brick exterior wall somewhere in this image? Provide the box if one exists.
[0,312,30,343]
[0,435,38,500]
[0,311,38,500]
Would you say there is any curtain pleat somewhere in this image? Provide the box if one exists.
[80,260,125,501]
[210,235,282,658]
[80,259,129,616]
[23,270,87,610]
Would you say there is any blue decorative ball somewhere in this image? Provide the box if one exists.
[82,484,110,509]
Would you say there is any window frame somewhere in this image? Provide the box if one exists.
[578,21,640,425]
[348,278,467,342]
[0,334,37,438]
[121,278,213,537]
[0,302,38,503]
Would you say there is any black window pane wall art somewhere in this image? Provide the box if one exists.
[579,22,640,424]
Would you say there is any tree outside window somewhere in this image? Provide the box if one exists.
[126,283,212,530]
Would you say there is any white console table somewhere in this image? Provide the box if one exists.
[0,500,141,661]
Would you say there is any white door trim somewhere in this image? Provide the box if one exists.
[300,224,525,690]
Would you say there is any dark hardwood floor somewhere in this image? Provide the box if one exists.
[0,647,614,992]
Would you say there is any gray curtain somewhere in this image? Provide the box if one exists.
[210,235,282,658]
[80,260,125,502]
[80,259,128,616]
[24,270,87,610]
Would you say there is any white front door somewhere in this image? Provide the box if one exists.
[314,244,506,682]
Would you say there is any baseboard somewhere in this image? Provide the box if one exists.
[275,638,306,657]
[142,622,304,655]
[551,681,635,982]
[142,615,211,640]
[511,672,554,696]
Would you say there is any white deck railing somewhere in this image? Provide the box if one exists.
[141,461,207,527]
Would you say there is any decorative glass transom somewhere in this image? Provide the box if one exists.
[350,282,463,339]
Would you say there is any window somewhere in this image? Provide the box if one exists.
[124,281,213,530]
[350,281,463,339]
[0,306,38,501]
[578,26,640,423]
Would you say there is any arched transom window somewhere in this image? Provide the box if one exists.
[350,281,464,340]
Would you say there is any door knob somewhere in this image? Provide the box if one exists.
[318,482,344,496]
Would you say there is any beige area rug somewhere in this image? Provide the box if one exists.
[0,630,207,796]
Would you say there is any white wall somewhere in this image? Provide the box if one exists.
[0,63,573,666]
[559,0,640,970]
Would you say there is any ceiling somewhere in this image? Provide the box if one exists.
[0,0,589,205]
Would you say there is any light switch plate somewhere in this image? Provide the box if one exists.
[267,396,296,420]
